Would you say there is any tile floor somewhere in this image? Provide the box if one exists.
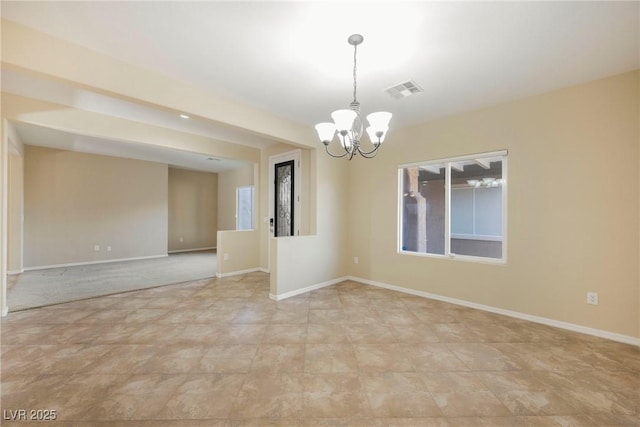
[1,272,639,426]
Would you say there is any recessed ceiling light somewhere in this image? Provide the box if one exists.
[179,114,190,119]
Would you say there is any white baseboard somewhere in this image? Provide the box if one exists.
[24,254,169,271]
[347,276,640,347]
[7,269,23,275]
[2,305,8,317]
[258,267,270,273]
[168,247,216,254]
[269,276,349,301]
[216,267,264,278]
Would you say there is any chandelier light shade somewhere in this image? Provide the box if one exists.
[315,34,392,159]
[315,122,337,143]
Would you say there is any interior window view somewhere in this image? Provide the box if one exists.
[236,185,254,230]
[401,153,506,261]
[1,2,639,426]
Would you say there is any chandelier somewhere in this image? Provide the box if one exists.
[315,34,392,160]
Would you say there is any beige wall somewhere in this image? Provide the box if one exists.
[6,123,24,275]
[217,164,254,231]
[259,144,313,270]
[1,120,9,315]
[255,141,350,298]
[168,168,218,252]
[260,144,292,270]
[270,148,350,297]
[24,146,168,268]
[217,229,259,276]
[8,152,23,272]
[300,149,312,235]
[349,71,639,339]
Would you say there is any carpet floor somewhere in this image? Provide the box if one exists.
[7,251,217,311]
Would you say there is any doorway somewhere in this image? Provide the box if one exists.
[274,160,295,237]
[268,149,301,238]
[269,150,300,238]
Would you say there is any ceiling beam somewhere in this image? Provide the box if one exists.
[420,165,441,174]
[1,93,260,164]
[450,162,465,172]
[474,158,491,169]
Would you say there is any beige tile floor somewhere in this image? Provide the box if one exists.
[1,272,639,426]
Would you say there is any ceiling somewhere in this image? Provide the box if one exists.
[2,1,639,170]
[12,122,249,173]
[1,67,267,172]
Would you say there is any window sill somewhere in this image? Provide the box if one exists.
[398,249,507,265]
[451,234,502,242]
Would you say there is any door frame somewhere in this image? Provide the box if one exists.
[273,159,295,237]
[268,149,301,267]
[269,149,301,237]
[235,185,254,230]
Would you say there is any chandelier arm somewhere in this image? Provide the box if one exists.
[324,144,350,159]
[357,144,382,157]
[357,146,382,159]
[347,142,357,160]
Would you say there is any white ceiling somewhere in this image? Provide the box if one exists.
[1,68,277,150]
[2,1,639,169]
[2,68,260,172]
[13,122,251,173]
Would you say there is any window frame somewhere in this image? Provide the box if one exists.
[236,185,255,231]
[397,150,508,264]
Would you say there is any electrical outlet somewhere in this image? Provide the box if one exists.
[223,253,229,261]
[179,237,184,243]
[354,256,359,264]
[587,292,599,305]
[94,245,100,251]
[107,246,112,252]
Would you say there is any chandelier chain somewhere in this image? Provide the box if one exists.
[352,43,358,104]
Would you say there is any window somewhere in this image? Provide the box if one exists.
[399,151,507,262]
[236,186,254,230]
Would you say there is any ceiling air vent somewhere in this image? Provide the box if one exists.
[385,80,423,99]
